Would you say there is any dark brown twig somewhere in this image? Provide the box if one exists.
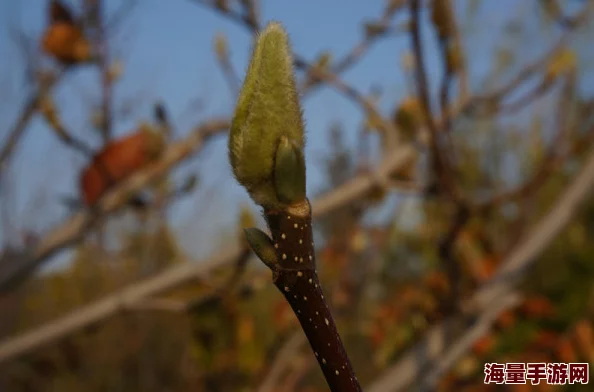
[239,0,260,30]
[87,0,113,143]
[437,36,455,134]
[192,0,258,31]
[261,200,362,391]
[438,204,470,312]
[496,79,553,115]
[409,0,459,201]
[410,2,469,307]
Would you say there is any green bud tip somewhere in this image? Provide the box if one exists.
[228,21,306,210]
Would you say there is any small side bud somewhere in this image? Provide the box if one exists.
[274,136,306,204]
[244,228,278,269]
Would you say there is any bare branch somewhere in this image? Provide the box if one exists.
[300,0,406,93]
[0,246,242,364]
[188,0,398,97]
[409,0,459,200]
[0,118,231,292]
[294,59,400,153]
[91,0,113,143]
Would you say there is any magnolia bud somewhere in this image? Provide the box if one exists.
[228,22,306,209]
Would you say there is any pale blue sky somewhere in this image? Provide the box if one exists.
[0,0,591,268]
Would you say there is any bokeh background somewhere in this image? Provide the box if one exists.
[0,0,593,391]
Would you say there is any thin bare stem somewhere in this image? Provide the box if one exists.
[87,0,113,143]
[409,0,458,200]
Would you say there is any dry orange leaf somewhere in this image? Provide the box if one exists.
[42,1,92,64]
[81,128,163,206]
